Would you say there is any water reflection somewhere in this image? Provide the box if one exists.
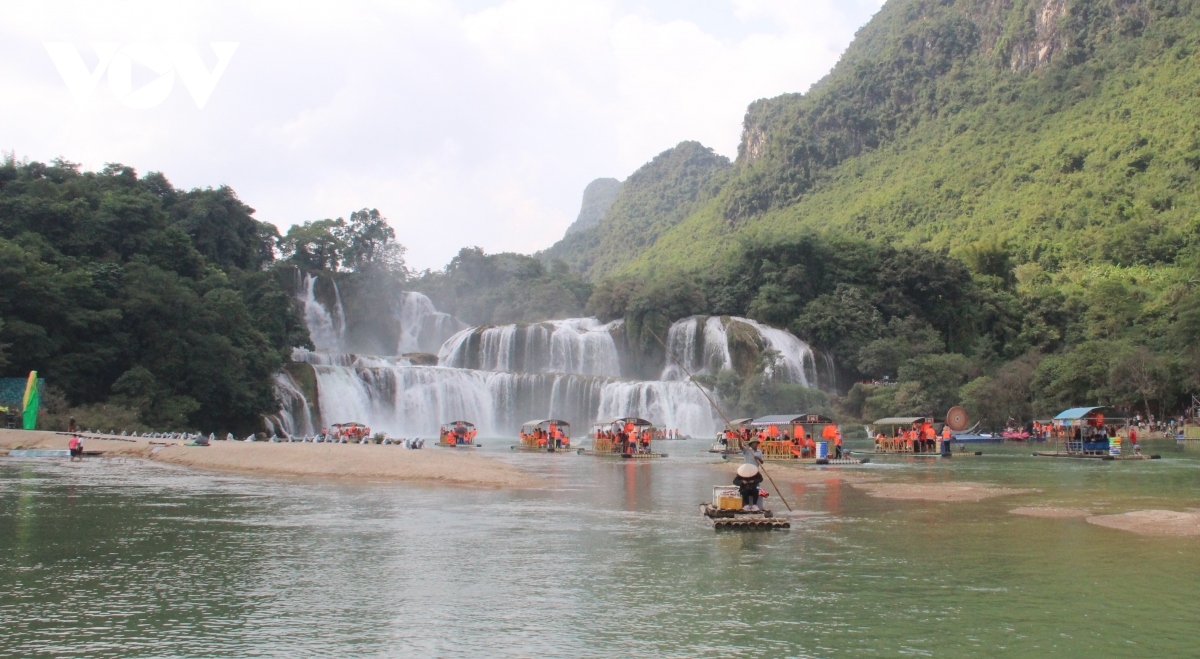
[0,439,1198,657]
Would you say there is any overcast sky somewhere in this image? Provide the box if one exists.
[0,0,883,270]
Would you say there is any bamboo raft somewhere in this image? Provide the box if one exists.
[724,454,867,465]
[1033,451,1160,460]
[850,450,983,458]
[700,503,790,530]
[577,449,667,459]
[510,444,572,453]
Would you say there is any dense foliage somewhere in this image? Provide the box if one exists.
[0,157,310,433]
[412,248,592,326]
[539,141,731,280]
[534,0,1200,425]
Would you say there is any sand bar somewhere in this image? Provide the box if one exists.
[854,482,1036,502]
[0,429,540,488]
[1086,510,1200,536]
[1010,506,1092,518]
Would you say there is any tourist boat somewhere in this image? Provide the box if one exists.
[332,422,371,443]
[1034,407,1159,460]
[578,417,667,459]
[512,419,571,452]
[437,421,479,447]
[854,417,966,457]
[700,486,790,530]
[736,414,866,465]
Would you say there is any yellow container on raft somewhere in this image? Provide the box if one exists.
[713,486,742,510]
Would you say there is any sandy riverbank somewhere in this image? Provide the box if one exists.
[1086,509,1200,536]
[1010,506,1092,518]
[0,429,541,488]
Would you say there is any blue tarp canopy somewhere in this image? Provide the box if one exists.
[1053,406,1113,421]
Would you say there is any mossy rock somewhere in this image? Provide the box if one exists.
[724,317,765,378]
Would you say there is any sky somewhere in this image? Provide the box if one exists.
[0,0,884,270]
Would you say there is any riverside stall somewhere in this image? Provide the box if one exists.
[1035,407,1159,460]
[513,420,571,452]
[579,417,666,459]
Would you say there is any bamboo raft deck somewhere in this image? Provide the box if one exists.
[577,449,668,459]
[510,444,573,453]
[700,504,790,530]
[1033,451,1160,460]
[436,441,479,448]
[850,450,983,458]
[724,454,867,465]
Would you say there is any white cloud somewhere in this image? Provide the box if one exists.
[0,0,881,269]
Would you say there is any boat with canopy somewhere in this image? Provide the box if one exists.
[733,414,866,464]
[1034,407,1159,460]
[513,419,571,452]
[579,417,667,459]
[437,421,478,447]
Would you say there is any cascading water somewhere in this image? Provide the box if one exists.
[397,292,465,355]
[660,316,733,380]
[271,370,315,437]
[733,317,819,387]
[439,318,623,377]
[299,273,346,353]
[275,281,826,438]
[660,315,819,388]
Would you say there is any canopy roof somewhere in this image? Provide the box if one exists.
[594,417,653,427]
[1053,406,1119,421]
[728,418,754,427]
[521,419,571,428]
[333,422,365,427]
[441,421,476,428]
[750,414,833,426]
[873,417,935,426]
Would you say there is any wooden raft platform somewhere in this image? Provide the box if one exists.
[1033,451,1160,460]
[510,445,573,453]
[577,449,668,459]
[700,504,790,531]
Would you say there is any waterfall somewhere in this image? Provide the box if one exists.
[660,316,732,380]
[734,317,818,387]
[299,273,346,353]
[660,315,820,387]
[303,362,719,438]
[397,292,465,355]
[272,370,315,437]
[275,281,824,438]
[439,318,623,377]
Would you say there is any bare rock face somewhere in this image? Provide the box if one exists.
[1011,0,1069,72]
[564,178,622,236]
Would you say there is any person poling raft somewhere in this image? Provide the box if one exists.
[700,462,790,530]
[513,420,571,452]
[437,421,479,447]
[578,418,667,458]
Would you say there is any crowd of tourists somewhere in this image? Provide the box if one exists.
[874,421,950,453]
[521,423,569,449]
[594,423,655,454]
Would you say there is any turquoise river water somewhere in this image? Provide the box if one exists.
[2,438,1199,657]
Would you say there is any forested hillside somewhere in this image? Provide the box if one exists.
[539,141,731,279]
[542,0,1200,424]
[0,157,310,433]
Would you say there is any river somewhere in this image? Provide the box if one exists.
[2,438,1199,657]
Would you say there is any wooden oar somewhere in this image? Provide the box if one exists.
[650,327,793,512]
